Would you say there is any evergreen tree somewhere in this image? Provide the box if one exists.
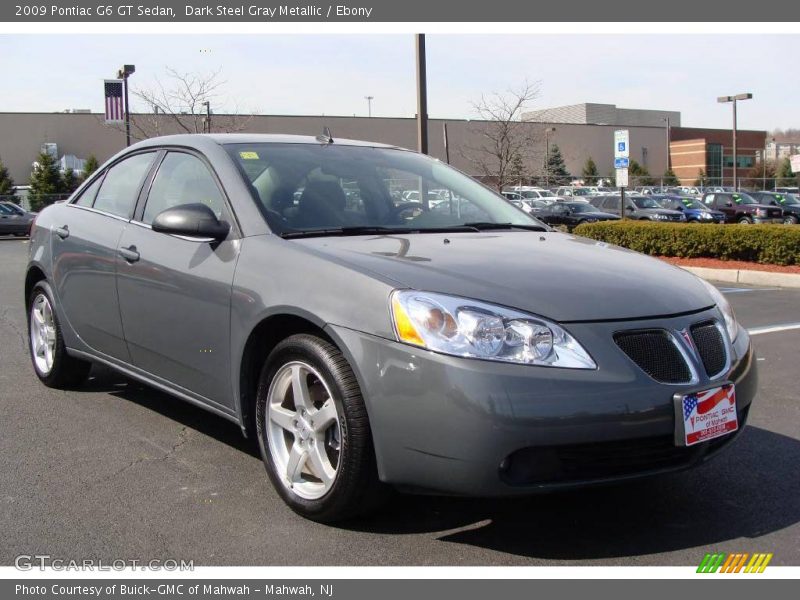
[693,169,706,187]
[628,160,654,186]
[0,156,15,198]
[83,154,99,179]
[545,144,571,186]
[509,154,526,186]
[62,168,80,194]
[776,157,794,187]
[581,157,598,183]
[662,168,679,186]
[28,152,64,212]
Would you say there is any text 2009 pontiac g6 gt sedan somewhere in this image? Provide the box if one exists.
[25,134,757,522]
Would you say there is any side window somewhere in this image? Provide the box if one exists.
[93,153,155,218]
[143,152,226,225]
[73,175,103,207]
[704,194,715,206]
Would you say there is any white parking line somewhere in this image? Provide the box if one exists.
[720,287,781,294]
[747,323,800,336]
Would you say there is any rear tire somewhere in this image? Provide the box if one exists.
[783,215,798,225]
[737,216,753,224]
[27,281,91,388]
[255,333,386,522]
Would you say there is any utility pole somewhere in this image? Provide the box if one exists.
[544,127,555,187]
[415,34,428,154]
[117,64,135,147]
[663,116,671,170]
[364,96,374,117]
[202,101,211,133]
[718,93,752,191]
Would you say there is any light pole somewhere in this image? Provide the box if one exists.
[663,116,671,172]
[544,127,555,187]
[415,34,428,155]
[717,93,752,191]
[117,64,135,147]
[202,101,211,133]
[364,96,374,117]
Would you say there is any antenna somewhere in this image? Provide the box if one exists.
[316,126,334,144]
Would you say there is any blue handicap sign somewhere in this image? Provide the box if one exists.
[614,157,629,169]
[618,142,626,152]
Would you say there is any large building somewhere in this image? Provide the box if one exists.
[523,102,681,128]
[0,109,765,188]
[669,127,767,186]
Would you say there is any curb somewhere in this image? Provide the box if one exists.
[678,266,800,289]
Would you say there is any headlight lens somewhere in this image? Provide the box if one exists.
[653,214,668,220]
[699,279,739,341]
[390,290,596,369]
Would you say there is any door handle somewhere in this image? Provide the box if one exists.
[118,245,140,263]
[55,226,69,239]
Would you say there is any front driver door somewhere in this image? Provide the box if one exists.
[115,151,240,411]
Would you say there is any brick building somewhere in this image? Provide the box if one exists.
[669,127,767,186]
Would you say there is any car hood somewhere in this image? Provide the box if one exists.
[636,208,683,215]
[293,231,715,322]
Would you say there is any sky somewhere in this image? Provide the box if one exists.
[0,34,796,131]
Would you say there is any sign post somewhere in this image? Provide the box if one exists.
[791,154,800,194]
[614,130,630,219]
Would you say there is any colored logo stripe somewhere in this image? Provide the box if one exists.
[697,552,772,573]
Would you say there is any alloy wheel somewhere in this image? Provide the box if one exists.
[30,293,56,375]
[266,361,341,500]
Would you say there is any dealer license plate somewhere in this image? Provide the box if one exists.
[675,383,737,447]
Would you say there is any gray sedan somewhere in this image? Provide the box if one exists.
[0,202,35,236]
[25,134,756,522]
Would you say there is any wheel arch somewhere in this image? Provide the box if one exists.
[24,265,47,306]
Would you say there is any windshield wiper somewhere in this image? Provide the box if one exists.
[280,225,488,239]
[462,222,549,232]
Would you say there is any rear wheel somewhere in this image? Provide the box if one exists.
[737,216,753,224]
[28,281,91,388]
[783,215,798,225]
[255,333,385,522]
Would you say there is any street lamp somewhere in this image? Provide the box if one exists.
[663,116,671,171]
[544,127,556,187]
[116,64,135,147]
[364,95,374,117]
[717,93,752,191]
[202,100,211,133]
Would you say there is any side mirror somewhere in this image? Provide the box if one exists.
[626,205,634,212]
[152,203,230,241]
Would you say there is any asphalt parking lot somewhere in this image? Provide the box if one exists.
[1,236,798,566]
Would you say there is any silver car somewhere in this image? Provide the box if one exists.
[25,134,757,522]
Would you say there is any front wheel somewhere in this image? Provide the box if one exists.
[783,215,798,225]
[28,281,91,388]
[737,216,753,224]
[255,334,385,522]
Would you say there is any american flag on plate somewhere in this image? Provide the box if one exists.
[104,80,124,123]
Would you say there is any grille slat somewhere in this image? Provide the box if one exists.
[691,321,727,378]
[614,329,692,383]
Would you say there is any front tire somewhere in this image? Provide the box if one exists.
[783,215,798,225]
[738,216,753,224]
[255,334,384,522]
[27,281,91,388]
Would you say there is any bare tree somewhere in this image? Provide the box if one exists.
[462,81,542,191]
[104,67,252,141]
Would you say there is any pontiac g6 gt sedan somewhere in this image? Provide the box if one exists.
[25,134,757,522]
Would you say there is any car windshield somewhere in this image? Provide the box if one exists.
[632,197,662,209]
[771,193,800,206]
[571,188,590,196]
[519,190,541,198]
[680,198,705,210]
[0,203,15,215]
[732,193,757,205]
[226,143,546,236]
[786,194,800,205]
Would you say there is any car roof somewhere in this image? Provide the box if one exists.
[129,133,404,152]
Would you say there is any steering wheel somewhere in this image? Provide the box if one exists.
[390,201,429,222]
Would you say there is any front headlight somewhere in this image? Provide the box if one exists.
[699,279,739,341]
[653,214,668,220]
[390,290,596,369]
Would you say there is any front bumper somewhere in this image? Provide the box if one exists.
[328,307,757,496]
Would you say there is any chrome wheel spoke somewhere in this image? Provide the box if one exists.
[270,405,297,433]
[312,400,338,432]
[290,364,313,412]
[30,294,56,375]
[307,444,336,486]
[285,444,308,484]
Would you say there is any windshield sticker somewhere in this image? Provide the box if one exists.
[239,151,260,160]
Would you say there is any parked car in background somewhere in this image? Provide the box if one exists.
[24,133,756,522]
[555,186,592,198]
[536,201,620,228]
[748,191,800,224]
[774,186,799,195]
[653,196,725,223]
[590,195,686,221]
[505,186,551,200]
[701,192,784,224]
[0,202,36,236]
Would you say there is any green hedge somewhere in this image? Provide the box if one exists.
[572,221,800,266]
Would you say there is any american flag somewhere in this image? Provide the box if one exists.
[104,80,124,123]
[684,386,734,421]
